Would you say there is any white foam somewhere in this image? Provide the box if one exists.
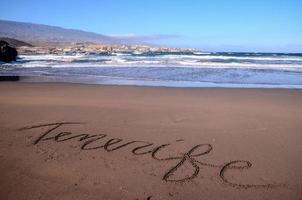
[5,53,300,73]
[159,54,302,61]
[193,52,210,55]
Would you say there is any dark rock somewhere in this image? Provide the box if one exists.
[0,40,18,62]
[0,76,20,81]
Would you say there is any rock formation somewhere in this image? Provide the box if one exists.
[0,40,18,62]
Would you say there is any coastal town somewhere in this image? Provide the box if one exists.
[1,38,200,64]
[1,36,199,62]
[17,42,198,55]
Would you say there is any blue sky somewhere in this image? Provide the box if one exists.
[1,0,302,52]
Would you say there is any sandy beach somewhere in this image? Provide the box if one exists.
[0,82,301,200]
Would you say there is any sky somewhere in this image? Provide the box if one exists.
[1,0,302,52]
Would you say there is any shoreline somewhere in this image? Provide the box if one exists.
[1,75,302,89]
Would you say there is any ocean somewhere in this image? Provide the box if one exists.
[1,52,302,88]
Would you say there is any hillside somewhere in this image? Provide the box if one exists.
[0,20,124,45]
[0,37,33,47]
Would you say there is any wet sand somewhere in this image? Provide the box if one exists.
[0,82,301,200]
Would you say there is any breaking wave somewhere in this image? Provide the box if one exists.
[1,51,302,88]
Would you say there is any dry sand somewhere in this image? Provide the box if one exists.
[0,82,301,200]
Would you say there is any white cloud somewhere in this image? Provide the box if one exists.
[108,33,181,41]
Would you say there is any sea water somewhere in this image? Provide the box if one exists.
[1,52,302,88]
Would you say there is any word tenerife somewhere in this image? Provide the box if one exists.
[19,122,283,189]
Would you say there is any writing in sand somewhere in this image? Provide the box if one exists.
[19,122,284,189]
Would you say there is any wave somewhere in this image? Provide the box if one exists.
[4,54,302,71]
[159,54,302,61]
[18,53,302,64]
[2,52,302,88]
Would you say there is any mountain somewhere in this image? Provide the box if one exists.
[0,20,125,45]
